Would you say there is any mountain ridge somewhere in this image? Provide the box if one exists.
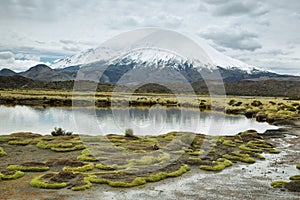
[0,44,297,83]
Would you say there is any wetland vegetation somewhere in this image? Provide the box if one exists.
[0,128,292,191]
[0,89,300,196]
[1,89,300,125]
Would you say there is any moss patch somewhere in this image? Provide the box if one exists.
[71,176,93,191]
[0,129,284,190]
[95,163,116,170]
[30,173,68,189]
[0,170,25,180]
[63,162,94,172]
[222,151,256,164]
[36,136,85,152]
[8,139,32,146]
[0,146,7,157]
[199,158,232,172]
[239,144,263,153]
[7,162,49,172]
[90,164,190,188]
[271,180,288,188]
[290,175,300,181]
[30,171,93,191]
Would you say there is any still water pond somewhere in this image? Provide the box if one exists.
[0,105,278,136]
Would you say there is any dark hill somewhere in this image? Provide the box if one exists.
[0,68,17,76]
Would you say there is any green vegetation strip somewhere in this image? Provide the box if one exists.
[0,147,7,156]
[63,163,94,172]
[199,158,232,172]
[271,180,288,188]
[0,171,25,180]
[90,164,190,188]
[8,139,32,146]
[30,173,67,189]
[36,140,85,152]
[222,151,256,164]
[71,176,93,191]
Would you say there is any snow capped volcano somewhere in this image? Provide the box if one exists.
[49,28,277,83]
[1,30,289,84]
[51,41,264,76]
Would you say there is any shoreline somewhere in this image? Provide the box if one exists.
[0,89,299,125]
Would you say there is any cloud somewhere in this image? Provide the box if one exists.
[215,2,268,16]
[0,51,48,72]
[204,0,269,17]
[0,51,14,60]
[203,0,229,5]
[60,40,77,45]
[0,0,299,75]
[199,26,262,51]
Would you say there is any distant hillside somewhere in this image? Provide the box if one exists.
[0,75,299,98]
[0,76,116,92]
[224,79,300,97]
[0,68,17,76]
[18,64,78,81]
[192,79,300,97]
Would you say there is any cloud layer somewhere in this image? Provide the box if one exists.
[200,26,262,51]
[0,0,299,74]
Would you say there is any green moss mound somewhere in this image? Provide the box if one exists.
[239,144,263,153]
[90,164,190,188]
[222,140,237,147]
[95,163,116,170]
[8,139,32,146]
[30,173,67,189]
[36,137,85,152]
[0,146,7,157]
[63,162,94,172]
[77,154,99,162]
[71,176,93,191]
[77,149,99,162]
[0,170,24,180]
[223,151,256,164]
[271,180,288,188]
[30,171,93,191]
[7,163,49,172]
[199,158,232,172]
[290,175,300,181]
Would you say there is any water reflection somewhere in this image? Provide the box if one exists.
[0,105,278,136]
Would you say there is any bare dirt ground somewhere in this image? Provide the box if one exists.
[0,120,299,200]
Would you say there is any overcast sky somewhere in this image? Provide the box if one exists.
[0,0,299,74]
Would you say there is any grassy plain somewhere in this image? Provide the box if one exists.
[1,89,299,124]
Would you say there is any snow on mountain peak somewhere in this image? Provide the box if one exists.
[51,48,94,69]
[51,37,265,75]
[108,48,216,71]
